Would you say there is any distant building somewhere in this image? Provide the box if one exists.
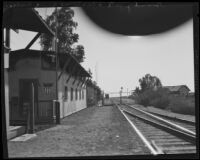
[163,85,190,96]
[188,92,195,97]
[86,80,102,107]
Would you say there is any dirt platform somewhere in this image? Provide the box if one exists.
[8,106,150,158]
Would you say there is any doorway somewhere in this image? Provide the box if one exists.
[19,79,38,121]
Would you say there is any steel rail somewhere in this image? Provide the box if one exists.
[123,104,196,137]
[112,100,196,154]
[115,103,163,155]
[122,108,195,144]
[143,111,195,125]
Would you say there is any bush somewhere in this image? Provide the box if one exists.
[135,88,170,109]
[169,96,195,115]
[87,97,96,107]
[149,97,170,109]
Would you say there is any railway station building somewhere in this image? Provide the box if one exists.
[8,49,91,125]
[4,7,100,140]
[3,7,55,139]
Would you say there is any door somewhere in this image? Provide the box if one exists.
[19,79,38,121]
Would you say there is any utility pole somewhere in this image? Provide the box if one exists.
[95,62,98,85]
[102,90,104,106]
[120,87,123,104]
[55,7,58,101]
[54,7,60,124]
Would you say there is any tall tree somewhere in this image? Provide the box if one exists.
[39,7,85,63]
[139,74,162,92]
[134,86,140,94]
[88,68,92,76]
[72,45,85,63]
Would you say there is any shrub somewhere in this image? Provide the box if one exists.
[135,88,170,109]
[134,93,149,107]
[87,97,96,107]
[149,96,170,109]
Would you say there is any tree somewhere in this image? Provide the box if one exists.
[134,74,169,108]
[88,68,92,76]
[39,7,85,63]
[134,86,140,94]
[72,45,85,63]
[139,74,162,93]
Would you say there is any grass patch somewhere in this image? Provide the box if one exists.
[169,96,195,115]
[134,89,195,115]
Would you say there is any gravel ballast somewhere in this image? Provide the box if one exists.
[8,106,151,158]
[129,104,195,123]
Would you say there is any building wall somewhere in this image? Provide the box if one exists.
[86,85,97,107]
[9,58,57,100]
[8,58,56,121]
[58,72,87,118]
[9,57,87,121]
[86,85,102,107]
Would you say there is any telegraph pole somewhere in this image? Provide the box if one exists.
[55,7,58,101]
[120,87,123,104]
[54,7,60,124]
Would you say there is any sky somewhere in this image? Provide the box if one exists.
[9,7,195,95]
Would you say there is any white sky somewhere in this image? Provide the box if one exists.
[9,7,195,94]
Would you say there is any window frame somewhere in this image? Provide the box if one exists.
[64,86,68,101]
[71,88,73,101]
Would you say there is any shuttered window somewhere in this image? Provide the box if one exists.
[71,88,73,101]
[64,86,68,100]
[82,90,84,99]
[75,88,78,100]
[79,90,81,100]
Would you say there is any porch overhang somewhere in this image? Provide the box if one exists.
[3,8,54,36]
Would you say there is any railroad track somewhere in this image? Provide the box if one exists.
[112,101,196,155]
[125,104,196,133]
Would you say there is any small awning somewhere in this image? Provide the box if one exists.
[3,8,54,36]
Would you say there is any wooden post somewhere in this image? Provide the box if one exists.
[81,77,88,87]
[77,77,83,86]
[29,82,35,133]
[5,28,10,47]
[55,100,60,124]
[25,33,41,49]
[4,28,10,138]
[102,91,104,106]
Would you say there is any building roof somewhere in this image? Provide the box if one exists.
[3,8,54,36]
[9,49,91,78]
[163,85,190,92]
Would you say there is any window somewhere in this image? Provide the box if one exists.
[82,90,84,99]
[75,88,78,100]
[71,88,73,101]
[79,90,81,100]
[64,86,68,100]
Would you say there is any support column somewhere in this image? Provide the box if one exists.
[5,28,10,139]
